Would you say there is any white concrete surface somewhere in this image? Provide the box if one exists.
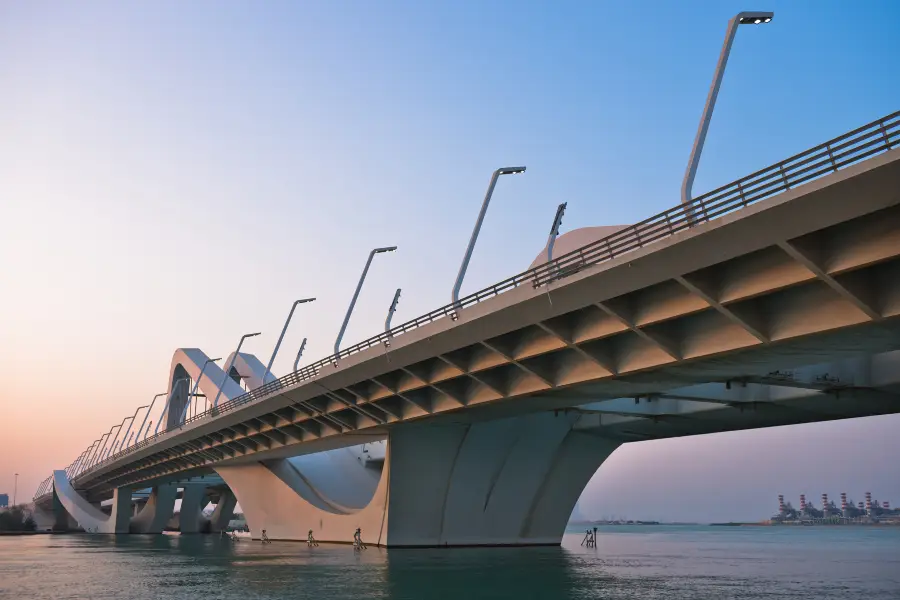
[131,484,177,533]
[216,412,619,546]
[53,470,131,533]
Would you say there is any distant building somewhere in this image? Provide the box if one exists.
[0,494,8,508]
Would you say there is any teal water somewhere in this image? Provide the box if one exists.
[2,526,899,599]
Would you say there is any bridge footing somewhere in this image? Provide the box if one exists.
[216,412,619,546]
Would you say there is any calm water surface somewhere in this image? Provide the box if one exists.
[2,526,899,599]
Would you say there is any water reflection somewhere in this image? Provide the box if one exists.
[3,529,900,600]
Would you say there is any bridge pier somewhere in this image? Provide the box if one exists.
[209,489,237,532]
[216,412,619,546]
[131,484,177,533]
[178,484,208,533]
[52,470,132,533]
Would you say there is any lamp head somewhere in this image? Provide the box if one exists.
[246,332,262,338]
[374,246,398,254]
[498,166,526,175]
[737,11,773,25]
[209,357,223,362]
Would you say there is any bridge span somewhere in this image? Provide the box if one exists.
[34,111,900,546]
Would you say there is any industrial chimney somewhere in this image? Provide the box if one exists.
[800,494,807,512]
[858,501,865,510]
[841,492,848,515]
[822,493,829,516]
[866,492,873,516]
[884,501,890,510]
[778,495,785,515]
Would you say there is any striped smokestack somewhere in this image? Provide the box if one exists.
[866,492,873,515]
[822,493,829,516]
[858,501,865,510]
[884,501,890,510]
[800,494,807,512]
[841,493,848,514]
[778,495,785,515]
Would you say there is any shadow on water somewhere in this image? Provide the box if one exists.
[383,545,598,600]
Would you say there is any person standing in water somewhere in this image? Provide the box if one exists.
[353,528,367,550]
[307,529,318,547]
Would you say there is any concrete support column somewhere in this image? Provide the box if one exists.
[132,484,178,533]
[179,484,208,533]
[216,412,620,547]
[209,489,237,532]
[51,470,131,534]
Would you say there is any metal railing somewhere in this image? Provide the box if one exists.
[47,110,898,494]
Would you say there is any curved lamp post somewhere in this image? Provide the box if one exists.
[88,433,111,469]
[109,415,136,456]
[180,357,221,423]
[91,428,116,467]
[452,166,525,308]
[116,404,148,454]
[682,11,773,223]
[262,298,316,383]
[213,332,261,408]
[293,338,308,372]
[334,247,397,355]
[135,392,167,443]
[546,202,567,263]
[153,378,189,435]
[81,439,103,473]
[101,418,129,462]
[385,288,402,333]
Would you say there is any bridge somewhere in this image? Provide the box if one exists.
[34,110,900,546]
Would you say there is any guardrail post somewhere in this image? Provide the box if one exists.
[881,121,894,150]
[779,163,791,190]
[737,181,747,206]
[826,143,838,172]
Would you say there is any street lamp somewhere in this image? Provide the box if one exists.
[89,430,113,469]
[109,415,136,457]
[452,166,526,307]
[134,392,167,443]
[385,288,402,333]
[101,418,129,462]
[262,298,316,384]
[681,11,773,222]
[180,358,221,423]
[293,338,308,372]
[334,247,398,355]
[82,438,104,472]
[154,378,189,434]
[213,332,261,408]
[546,202,568,263]
[115,404,149,454]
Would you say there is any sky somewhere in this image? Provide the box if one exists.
[0,0,898,521]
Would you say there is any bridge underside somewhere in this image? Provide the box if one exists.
[41,349,900,545]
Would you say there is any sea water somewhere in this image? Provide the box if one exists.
[1,525,899,599]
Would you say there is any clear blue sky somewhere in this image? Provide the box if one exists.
[0,0,897,520]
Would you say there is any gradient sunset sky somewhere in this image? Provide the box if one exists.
[1,0,898,521]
